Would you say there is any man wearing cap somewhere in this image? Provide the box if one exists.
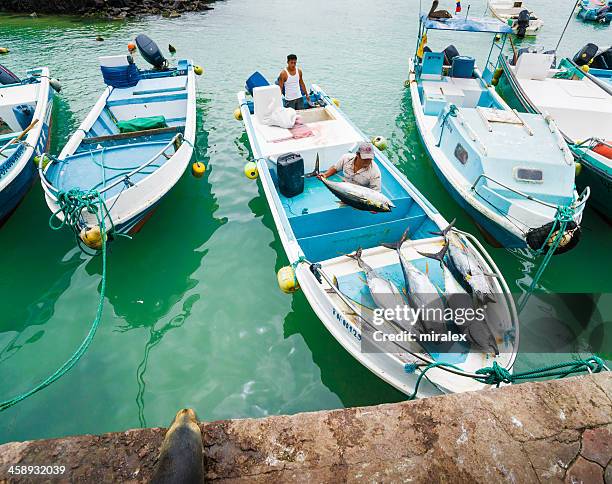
[319,142,382,192]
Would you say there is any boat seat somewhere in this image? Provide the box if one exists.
[81,125,181,145]
[515,53,555,80]
[421,52,444,81]
[451,56,475,79]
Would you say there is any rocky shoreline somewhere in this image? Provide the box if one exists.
[0,0,216,19]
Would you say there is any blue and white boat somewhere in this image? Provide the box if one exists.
[40,36,197,246]
[237,79,518,397]
[0,65,55,226]
[577,0,612,23]
[408,16,589,253]
[495,48,612,221]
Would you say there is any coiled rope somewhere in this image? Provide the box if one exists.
[404,355,605,400]
[0,189,110,412]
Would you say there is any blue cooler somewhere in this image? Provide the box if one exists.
[451,56,475,78]
[245,71,270,95]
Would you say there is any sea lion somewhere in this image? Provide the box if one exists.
[151,408,204,484]
[428,0,453,19]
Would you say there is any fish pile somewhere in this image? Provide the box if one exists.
[348,220,501,355]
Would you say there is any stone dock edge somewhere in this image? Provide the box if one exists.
[1,373,611,483]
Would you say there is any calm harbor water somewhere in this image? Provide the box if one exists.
[0,0,610,444]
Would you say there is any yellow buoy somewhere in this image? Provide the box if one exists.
[575,162,582,177]
[372,136,388,151]
[192,161,206,178]
[194,65,204,76]
[233,107,243,121]
[244,161,258,179]
[491,77,499,86]
[580,65,590,73]
[79,225,106,250]
[277,266,299,293]
[404,80,410,88]
[331,98,340,107]
[0,47,9,54]
[493,67,503,79]
[33,154,51,169]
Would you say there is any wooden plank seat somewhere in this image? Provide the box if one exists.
[81,125,182,145]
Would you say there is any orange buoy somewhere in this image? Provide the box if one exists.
[593,141,612,160]
[127,42,136,53]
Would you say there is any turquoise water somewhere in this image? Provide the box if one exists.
[0,0,610,444]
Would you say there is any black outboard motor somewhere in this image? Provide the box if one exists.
[573,43,599,66]
[592,46,612,70]
[135,34,167,70]
[443,45,460,65]
[0,64,20,85]
[516,9,530,39]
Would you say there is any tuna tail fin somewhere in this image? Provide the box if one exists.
[346,247,363,262]
[382,228,410,251]
[417,240,449,263]
[429,218,456,237]
[304,153,320,178]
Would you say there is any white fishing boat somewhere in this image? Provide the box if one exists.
[237,78,518,398]
[496,50,612,220]
[40,35,198,247]
[0,65,56,226]
[487,0,544,37]
[409,16,588,252]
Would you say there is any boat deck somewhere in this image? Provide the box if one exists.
[513,70,612,140]
[47,140,175,199]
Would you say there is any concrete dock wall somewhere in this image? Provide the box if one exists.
[1,373,610,483]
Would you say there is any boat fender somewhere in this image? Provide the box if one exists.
[526,221,581,255]
[493,68,503,80]
[0,47,9,55]
[193,65,203,76]
[49,78,62,92]
[135,34,167,70]
[79,225,106,250]
[33,154,51,169]
[233,107,242,121]
[331,98,340,107]
[244,161,258,179]
[575,162,582,177]
[372,136,388,150]
[277,266,299,293]
[192,161,206,178]
[0,63,20,85]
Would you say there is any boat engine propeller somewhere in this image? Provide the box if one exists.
[526,220,581,255]
[135,34,168,70]
[516,9,530,39]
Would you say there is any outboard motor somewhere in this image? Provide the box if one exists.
[573,43,599,66]
[442,45,460,65]
[596,5,610,22]
[592,46,612,70]
[135,34,167,70]
[0,64,20,85]
[516,9,530,39]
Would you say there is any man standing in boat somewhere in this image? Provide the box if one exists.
[319,142,382,192]
[278,54,311,110]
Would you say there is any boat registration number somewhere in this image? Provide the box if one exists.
[332,308,361,341]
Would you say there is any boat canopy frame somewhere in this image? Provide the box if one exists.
[415,15,512,84]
